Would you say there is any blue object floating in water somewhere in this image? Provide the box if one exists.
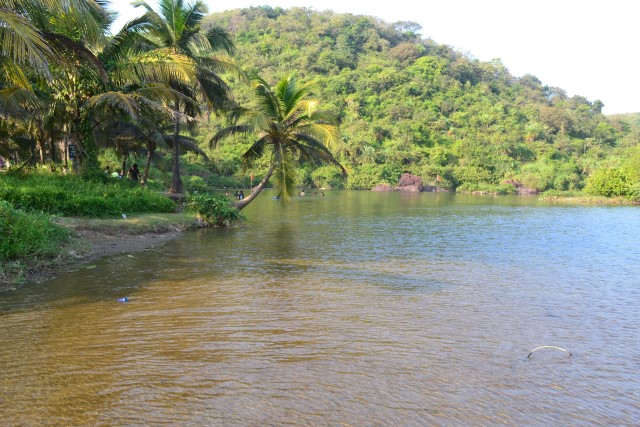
[117,297,129,303]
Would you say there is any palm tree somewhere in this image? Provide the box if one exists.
[211,74,346,211]
[0,0,112,164]
[0,0,109,89]
[122,0,240,193]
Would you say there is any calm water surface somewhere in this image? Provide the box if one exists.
[1,192,639,425]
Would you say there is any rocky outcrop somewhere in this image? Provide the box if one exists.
[394,173,423,192]
[503,179,538,195]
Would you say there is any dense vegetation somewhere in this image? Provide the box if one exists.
[202,7,640,196]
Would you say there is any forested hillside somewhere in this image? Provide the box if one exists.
[203,6,640,195]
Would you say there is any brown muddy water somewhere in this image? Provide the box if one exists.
[1,192,639,425]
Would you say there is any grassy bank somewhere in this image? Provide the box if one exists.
[0,172,176,217]
[0,172,241,290]
[0,210,205,290]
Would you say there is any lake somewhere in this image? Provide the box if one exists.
[1,191,639,425]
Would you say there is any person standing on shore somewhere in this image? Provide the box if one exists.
[128,164,140,182]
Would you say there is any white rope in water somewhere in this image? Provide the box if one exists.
[527,345,572,358]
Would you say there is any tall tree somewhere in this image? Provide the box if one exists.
[123,0,240,193]
[212,74,346,210]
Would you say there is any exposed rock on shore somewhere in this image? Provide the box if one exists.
[395,173,423,192]
[503,179,538,195]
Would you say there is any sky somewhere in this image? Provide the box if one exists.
[108,0,640,115]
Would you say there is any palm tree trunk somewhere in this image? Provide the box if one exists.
[234,164,276,211]
[141,148,154,186]
[169,101,182,193]
[121,156,127,179]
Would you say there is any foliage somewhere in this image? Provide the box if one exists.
[203,7,638,193]
[0,172,175,217]
[584,168,632,197]
[456,182,518,195]
[212,73,345,209]
[345,164,402,190]
[310,165,346,189]
[185,192,242,226]
[0,200,70,261]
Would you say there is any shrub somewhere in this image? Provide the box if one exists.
[346,164,402,190]
[311,165,346,189]
[0,200,70,261]
[185,193,243,226]
[585,168,631,197]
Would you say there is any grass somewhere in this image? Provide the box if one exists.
[0,200,85,288]
[0,171,176,217]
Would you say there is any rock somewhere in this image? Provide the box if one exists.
[503,179,538,195]
[395,173,423,192]
[372,183,394,192]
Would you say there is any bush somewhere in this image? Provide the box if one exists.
[585,168,631,197]
[346,164,402,190]
[185,193,243,226]
[0,200,70,261]
[311,165,346,189]
[185,175,211,193]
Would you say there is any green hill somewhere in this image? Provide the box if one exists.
[203,6,639,194]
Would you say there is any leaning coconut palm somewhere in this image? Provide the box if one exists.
[120,0,241,194]
[211,74,346,211]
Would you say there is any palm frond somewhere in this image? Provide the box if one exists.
[42,31,108,82]
[87,91,141,121]
[252,77,281,121]
[196,65,233,111]
[132,0,176,46]
[0,11,51,77]
[210,124,251,148]
[111,49,196,86]
[292,133,347,175]
[0,86,41,119]
[0,57,32,89]
[241,135,269,167]
[205,26,234,53]
[271,145,298,201]
[171,134,209,161]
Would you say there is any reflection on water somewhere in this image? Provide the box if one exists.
[1,192,639,425]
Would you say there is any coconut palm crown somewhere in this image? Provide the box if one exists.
[212,73,346,210]
[119,0,241,193]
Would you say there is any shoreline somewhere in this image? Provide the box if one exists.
[1,213,204,291]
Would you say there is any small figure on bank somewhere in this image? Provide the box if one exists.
[128,163,140,182]
[300,190,305,197]
[239,190,245,200]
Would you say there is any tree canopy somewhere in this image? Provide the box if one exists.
[203,6,639,195]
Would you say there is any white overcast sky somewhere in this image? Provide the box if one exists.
[108,0,640,115]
